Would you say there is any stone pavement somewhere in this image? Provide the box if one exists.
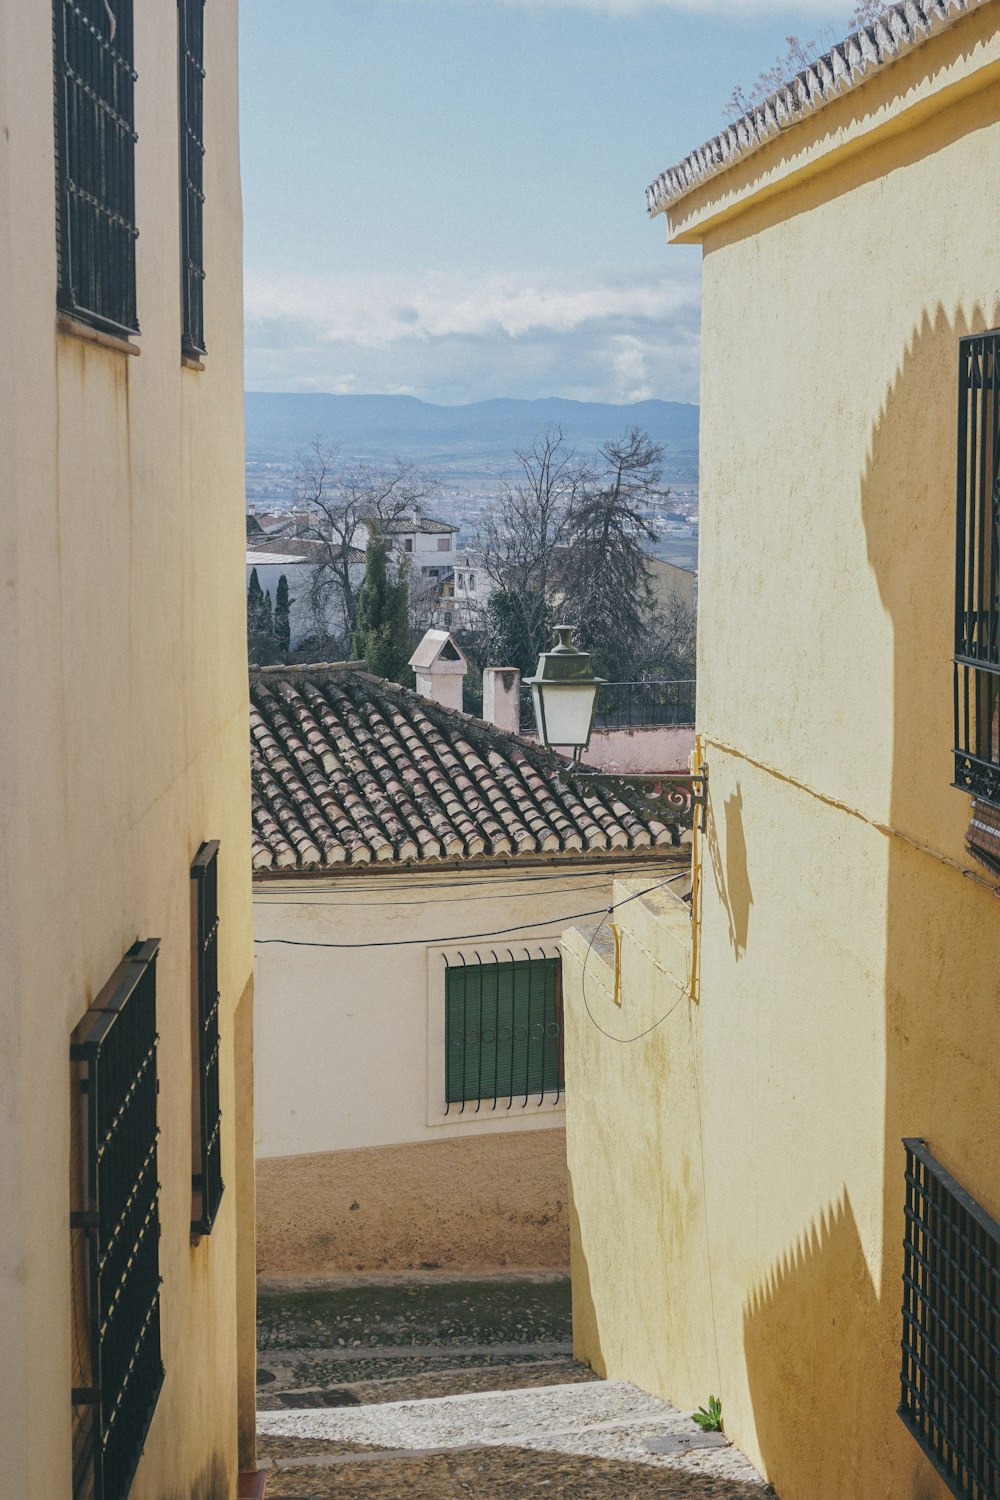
[256,1276,773,1498]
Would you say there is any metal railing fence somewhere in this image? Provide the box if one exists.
[899,1138,1000,1499]
[954,331,1000,806]
[444,951,564,1112]
[191,841,224,1235]
[518,679,696,735]
[55,0,139,338]
[70,940,163,1500]
[593,679,696,730]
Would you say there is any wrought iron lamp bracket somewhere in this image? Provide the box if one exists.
[566,765,709,833]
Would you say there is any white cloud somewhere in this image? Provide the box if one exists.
[244,262,701,404]
[245,265,697,347]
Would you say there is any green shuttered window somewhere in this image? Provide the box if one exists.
[445,955,564,1109]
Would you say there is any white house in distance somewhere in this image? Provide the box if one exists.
[249,654,681,1276]
[383,508,462,628]
[246,537,366,649]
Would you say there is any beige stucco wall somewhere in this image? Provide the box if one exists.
[253,861,669,1271]
[0,5,254,1498]
[566,11,1000,1500]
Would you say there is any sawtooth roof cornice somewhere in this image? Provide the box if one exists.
[646,0,991,218]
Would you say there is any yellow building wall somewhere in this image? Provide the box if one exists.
[0,4,254,1499]
[566,10,1000,1498]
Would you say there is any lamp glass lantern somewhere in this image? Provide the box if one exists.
[526,625,603,761]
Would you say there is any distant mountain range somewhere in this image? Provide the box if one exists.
[244,392,699,463]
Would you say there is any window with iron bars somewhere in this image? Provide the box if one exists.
[191,841,224,1234]
[954,332,1000,809]
[54,0,139,338]
[899,1138,1000,1499]
[445,952,564,1112]
[70,940,163,1500]
[178,0,206,358]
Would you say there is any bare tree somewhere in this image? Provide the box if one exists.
[479,425,590,667]
[634,593,697,682]
[559,428,663,681]
[296,439,432,642]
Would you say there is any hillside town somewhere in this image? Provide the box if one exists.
[3,2,1000,1500]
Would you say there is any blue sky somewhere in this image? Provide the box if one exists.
[241,0,855,405]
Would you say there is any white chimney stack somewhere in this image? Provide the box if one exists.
[408,628,468,713]
[483,667,521,735]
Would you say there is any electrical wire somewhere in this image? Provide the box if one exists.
[253,861,679,900]
[579,870,691,1042]
[252,871,690,951]
[253,879,666,910]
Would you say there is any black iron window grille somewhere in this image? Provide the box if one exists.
[70,940,163,1500]
[954,332,1000,806]
[899,1138,1000,1499]
[191,840,223,1234]
[178,0,206,358]
[445,951,564,1113]
[54,0,139,338]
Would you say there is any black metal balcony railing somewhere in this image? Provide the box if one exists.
[55,0,139,338]
[71,940,163,1500]
[954,332,1000,805]
[444,951,564,1113]
[899,1138,1000,1499]
[594,679,696,730]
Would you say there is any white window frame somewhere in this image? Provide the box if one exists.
[425,940,566,1128]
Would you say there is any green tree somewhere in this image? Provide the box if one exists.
[274,574,292,652]
[247,567,282,665]
[247,567,267,634]
[351,527,412,683]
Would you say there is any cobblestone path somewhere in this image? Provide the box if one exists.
[256,1276,772,1498]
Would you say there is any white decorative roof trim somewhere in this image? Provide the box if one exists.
[647,0,990,217]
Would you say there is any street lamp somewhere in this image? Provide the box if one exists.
[527,625,708,833]
[524,625,603,764]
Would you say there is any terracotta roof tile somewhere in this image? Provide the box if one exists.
[249,665,675,872]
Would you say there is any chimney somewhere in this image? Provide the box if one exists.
[483,667,521,735]
[408,628,468,714]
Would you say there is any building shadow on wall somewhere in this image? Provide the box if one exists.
[742,1192,882,1498]
[860,296,1000,1494]
[708,783,753,960]
[744,301,1000,1497]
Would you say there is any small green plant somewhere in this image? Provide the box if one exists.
[692,1394,723,1432]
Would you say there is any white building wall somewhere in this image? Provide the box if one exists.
[253,862,657,1158]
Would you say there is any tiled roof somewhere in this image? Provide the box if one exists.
[248,538,366,565]
[250,665,674,872]
[382,514,459,536]
[247,514,267,542]
[647,0,990,217]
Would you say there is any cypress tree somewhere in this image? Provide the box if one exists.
[351,528,412,683]
[262,588,274,641]
[247,567,266,635]
[274,574,292,652]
